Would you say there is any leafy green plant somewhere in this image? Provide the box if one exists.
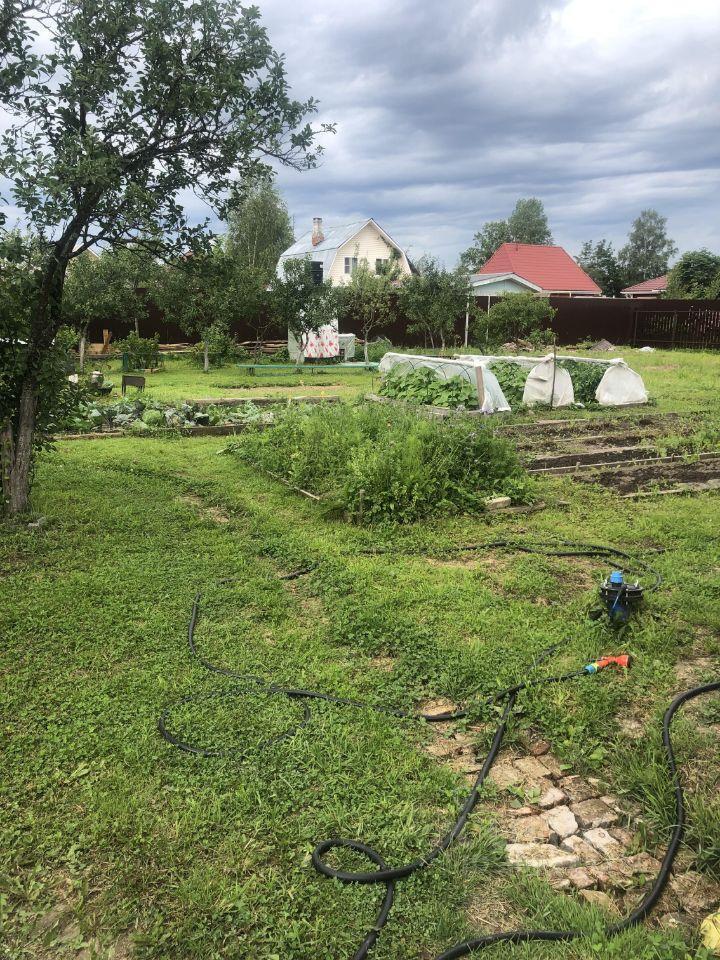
[364,338,393,363]
[482,293,555,346]
[54,396,267,433]
[188,330,250,368]
[224,402,527,523]
[114,333,161,370]
[558,360,609,405]
[488,361,528,407]
[379,367,478,408]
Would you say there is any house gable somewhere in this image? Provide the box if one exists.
[277,217,411,285]
[328,220,410,283]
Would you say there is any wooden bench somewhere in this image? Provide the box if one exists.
[121,374,146,396]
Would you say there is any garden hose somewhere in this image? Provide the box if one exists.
[157,544,719,960]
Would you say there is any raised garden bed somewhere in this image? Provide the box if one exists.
[55,397,273,436]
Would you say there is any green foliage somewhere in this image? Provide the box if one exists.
[270,257,338,356]
[113,333,160,370]
[619,209,677,286]
[56,395,266,433]
[225,403,525,523]
[398,257,476,349]
[458,220,511,273]
[484,292,555,346]
[488,360,528,407]
[507,197,553,246]
[665,249,720,299]
[364,338,393,362]
[577,240,624,297]
[337,258,398,362]
[379,367,478,408]
[459,198,552,272]
[188,329,249,368]
[0,234,80,455]
[62,245,159,337]
[225,176,294,282]
[0,0,330,510]
[2,1,327,254]
[558,360,609,405]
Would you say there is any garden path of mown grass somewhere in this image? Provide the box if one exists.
[1,435,718,959]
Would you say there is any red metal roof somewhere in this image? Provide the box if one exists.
[620,274,668,295]
[477,243,602,294]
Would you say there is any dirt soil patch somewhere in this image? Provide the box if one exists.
[178,494,230,523]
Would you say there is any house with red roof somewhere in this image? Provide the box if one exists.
[620,275,668,298]
[469,242,602,298]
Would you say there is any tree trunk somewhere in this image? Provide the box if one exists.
[7,377,37,515]
[440,330,446,352]
[363,332,369,365]
[1,419,13,509]
[79,333,86,373]
[134,317,140,336]
[203,340,210,372]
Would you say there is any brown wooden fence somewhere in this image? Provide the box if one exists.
[85,296,720,351]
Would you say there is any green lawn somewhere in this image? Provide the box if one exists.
[92,355,378,403]
[2,349,720,960]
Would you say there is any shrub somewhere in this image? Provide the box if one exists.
[188,329,249,367]
[482,293,555,346]
[364,337,393,363]
[379,367,478,408]
[115,332,160,370]
[224,403,528,523]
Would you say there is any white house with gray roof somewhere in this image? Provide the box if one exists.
[276,217,412,285]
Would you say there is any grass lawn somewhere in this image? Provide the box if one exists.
[91,355,378,404]
[2,349,719,959]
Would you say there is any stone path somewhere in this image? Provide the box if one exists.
[422,723,720,931]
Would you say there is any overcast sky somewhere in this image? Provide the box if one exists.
[257,0,720,267]
[3,0,719,267]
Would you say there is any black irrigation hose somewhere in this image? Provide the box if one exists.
[359,539,663,594]
[435,680,720,959]
[157,545,717,960]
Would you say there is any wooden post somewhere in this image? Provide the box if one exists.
[474,365,485,411]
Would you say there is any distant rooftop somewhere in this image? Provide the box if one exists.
[621,275,668,296]
[477,243,602,295]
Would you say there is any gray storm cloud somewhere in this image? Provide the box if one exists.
[259,0,720,265]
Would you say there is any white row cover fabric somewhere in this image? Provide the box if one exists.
[378,352,511,413]
[378,352,648,412]
[459,353,648,408]
[522,357,574,407]
[596,361,648,406]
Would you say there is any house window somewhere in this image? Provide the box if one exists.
[311,262,324,285]
[344,256,358,274]
[375,258,389,274]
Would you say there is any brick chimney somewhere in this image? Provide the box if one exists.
[311,217,324,246]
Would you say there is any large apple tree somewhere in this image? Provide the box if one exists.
[0,0,330,513]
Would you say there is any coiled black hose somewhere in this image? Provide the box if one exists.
[158,546,717,959]
[433,680,720,959]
